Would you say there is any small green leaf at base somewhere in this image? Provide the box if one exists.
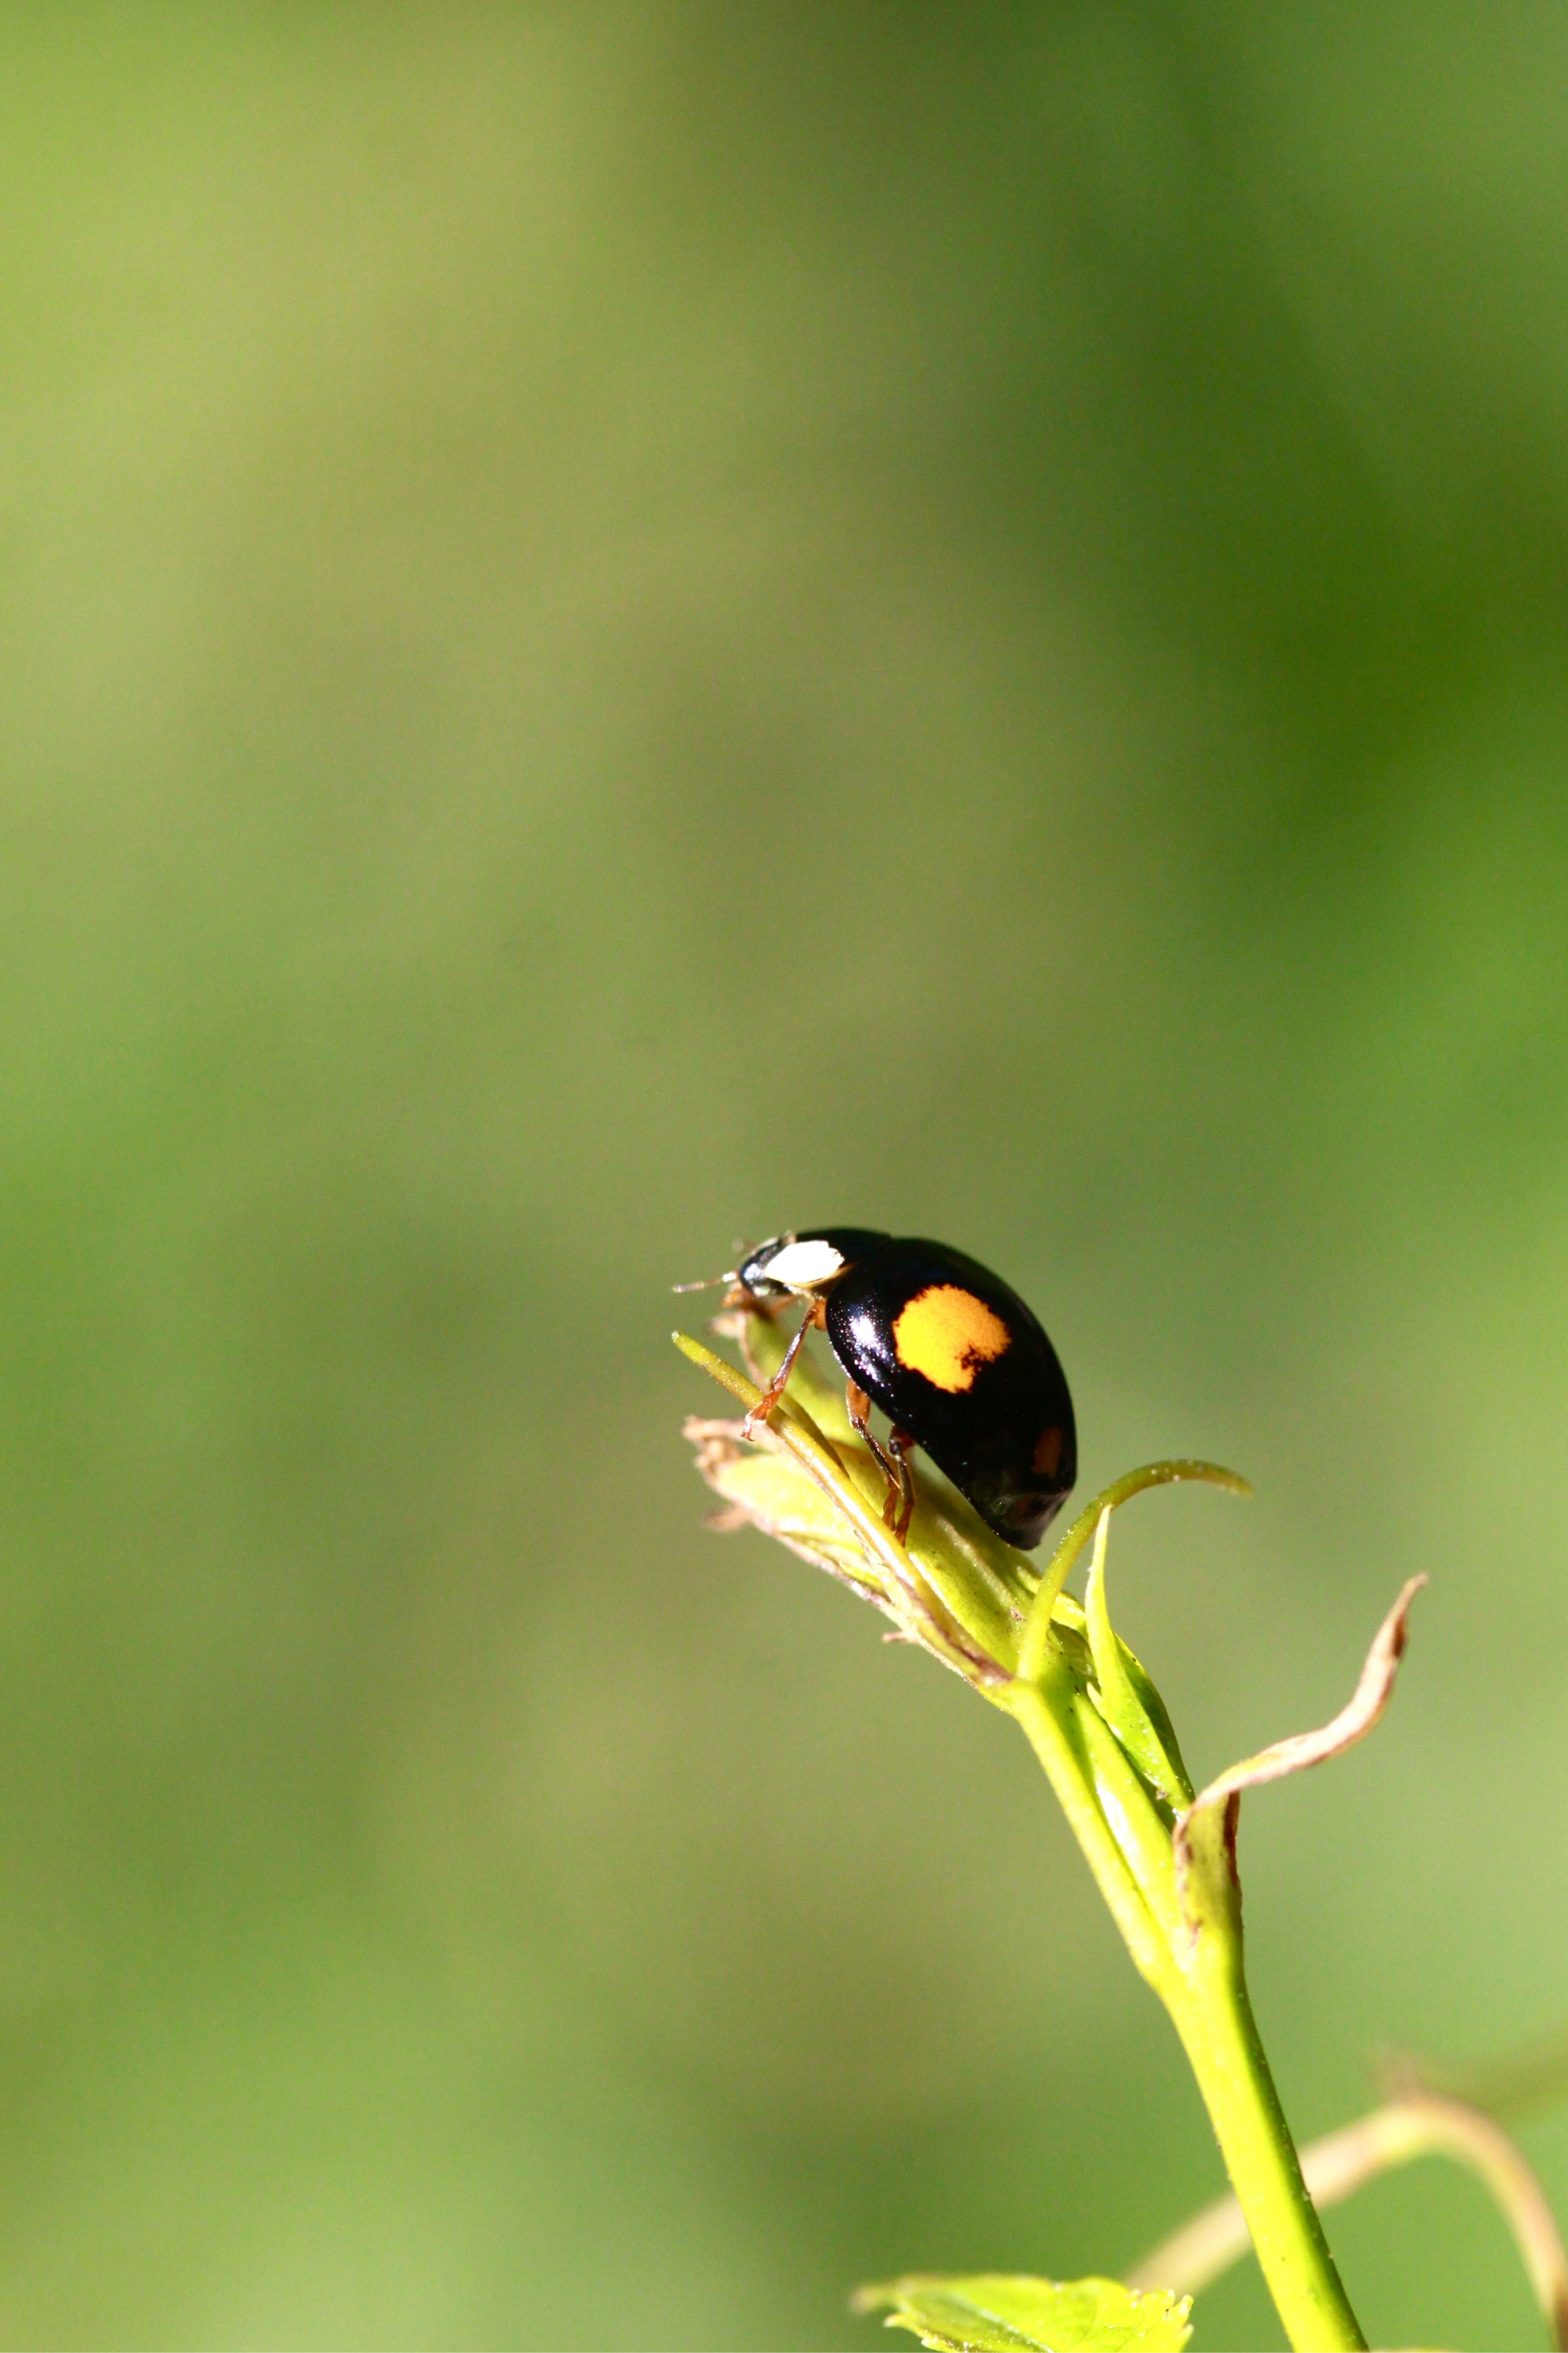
[852,2273,1192,2353]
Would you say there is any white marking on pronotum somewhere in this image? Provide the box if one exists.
[762,1238,848,1291]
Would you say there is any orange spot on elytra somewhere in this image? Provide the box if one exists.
[893,1285,1011,1393]
[1031,1426,1064,1478]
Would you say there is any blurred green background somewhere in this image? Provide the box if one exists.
[2,5,1567,2346]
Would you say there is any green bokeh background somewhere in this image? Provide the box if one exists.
[3,7,1567,2347]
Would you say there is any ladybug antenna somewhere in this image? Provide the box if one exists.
[672,1269,735,1295]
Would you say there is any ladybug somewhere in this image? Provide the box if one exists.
[717,1229,1076,1552]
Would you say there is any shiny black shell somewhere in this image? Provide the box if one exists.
[739,1230,1076,1551]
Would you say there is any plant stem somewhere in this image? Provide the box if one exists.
[1008,1669,1366,2351]
[1167,1939,1366,2351]
[677,1351,1374,2349]
[1131,2090,1568,2348]
[1008,1672,1171,1990]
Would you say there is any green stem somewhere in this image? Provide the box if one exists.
[1167,1941,1365,2351]
[1009,1659,1366,2352]
[677,1347,1365,2348]
[1131,2090,1568,2346]
[1008,1671,1171,1992]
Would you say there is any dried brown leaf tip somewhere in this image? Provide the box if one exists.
[1174,1574,1427,1920]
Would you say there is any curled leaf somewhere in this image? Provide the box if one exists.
[1174,1574,1426,1920]
[1018,1462,1250,1685]
[854,2271,1192,2353]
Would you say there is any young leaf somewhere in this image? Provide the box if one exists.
[676,1328,1037,1683]
[684,1415,889,1605]
[1082,1509,1193,1809]
[853,2271,1192,2353]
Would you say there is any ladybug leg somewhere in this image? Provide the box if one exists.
[844,1378,896,1483]
[742,1296,826,1439]
[846,1379,915,1543]
[887,1429,915,1543]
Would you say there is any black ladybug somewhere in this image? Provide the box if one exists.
[723,1229,1076,1551]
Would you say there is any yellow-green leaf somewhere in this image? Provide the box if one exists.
[854,2272,1192,2353]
